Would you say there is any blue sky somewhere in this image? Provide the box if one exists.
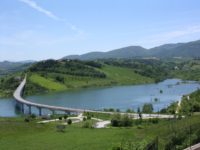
[0,0,200,61]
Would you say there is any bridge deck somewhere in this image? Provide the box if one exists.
[13,77,94,113]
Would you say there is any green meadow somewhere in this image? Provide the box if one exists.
[0,115,200,150]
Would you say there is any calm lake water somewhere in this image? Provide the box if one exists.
[0,79,200,117]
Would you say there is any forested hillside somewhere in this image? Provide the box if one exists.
[24,59,153,95]
[1,58,200,97]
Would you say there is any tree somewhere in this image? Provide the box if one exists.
[111,113,121,127]
[67,119,72,125]
[111,113,133,127]
[137,107,141,113]
[24,118,30,122]
[126,108,132,113]
[87,115,91,120]
[82,121,93,128]
[55,76,65,83]
[121,114,133,127]
[58,117,62,121]
[83,117,87,121]
[142,103,153,113]
[137,107,142,120]
[64,115,68,122]
[116,109,120,112]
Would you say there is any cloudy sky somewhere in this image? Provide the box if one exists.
[1,0,200,61]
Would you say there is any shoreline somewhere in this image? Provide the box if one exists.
[0,79,155,99]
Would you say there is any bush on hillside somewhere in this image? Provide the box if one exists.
[111,114,133,127]
[29,59,106,78]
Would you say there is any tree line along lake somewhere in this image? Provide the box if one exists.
[0,78,200,117]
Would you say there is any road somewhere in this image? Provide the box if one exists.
[184,143,200,150]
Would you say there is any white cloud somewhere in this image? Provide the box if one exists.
[19,0,83,34]
[19,0,61,21]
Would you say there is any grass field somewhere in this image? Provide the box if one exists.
[0,115,200,150]
[29,74,67,91]
[101,65,154,84]
[0,117,141,150]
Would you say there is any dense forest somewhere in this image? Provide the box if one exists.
[101,58,200,82]
[29,59,106,78]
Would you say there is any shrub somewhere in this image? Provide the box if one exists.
[64,114,68,119]
[30,114,36,119]
[82,121,93,128]
[58,117,62,121]
[135,118,143,125]
[142,103,153,113]
[24,118,30,122]
[126,108,133,113]
[121,114,133,127]
[137,125,143,129]
[111,113,121,127]
[151,118,159,124]
[87,115,91,120]
[104,108,115,112]
[83,117,87,121]
[84,61,102,68]
[56,125,66,132]
[116,109,120,112]
[111,114,133,127]
[55,76,65,83]
[160,108,167,114]
[67,119,72,125]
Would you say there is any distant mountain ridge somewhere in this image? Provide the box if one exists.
[63,40,200,60]
[0,61,35,76]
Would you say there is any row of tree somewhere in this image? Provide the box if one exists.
[29,59,106,78]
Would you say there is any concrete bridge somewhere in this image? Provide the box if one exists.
[13,77,98,116]
[13,76,174,118]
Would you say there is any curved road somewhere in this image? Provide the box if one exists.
[13,76,174,118]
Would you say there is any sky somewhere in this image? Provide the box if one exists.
[0,0,200,61]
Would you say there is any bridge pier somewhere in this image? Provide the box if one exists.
[38,107,42,116]
[51,110,55,115]
[15,101,21,111]
[65,111,71,115]
[28,105,31,115]
[21,103,24,114]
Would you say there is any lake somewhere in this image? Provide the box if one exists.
[0,79,200,117]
